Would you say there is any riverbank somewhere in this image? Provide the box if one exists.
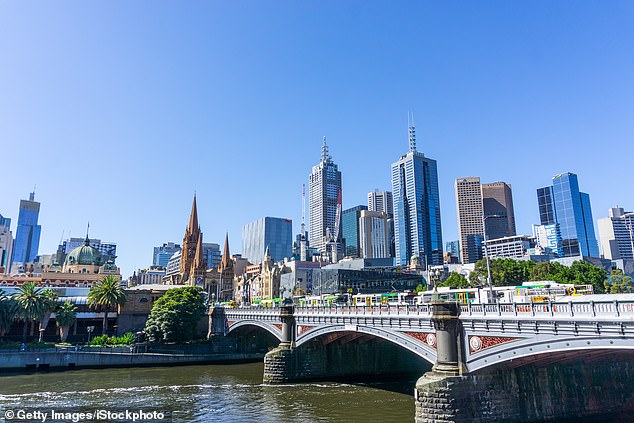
[0,350,264,373]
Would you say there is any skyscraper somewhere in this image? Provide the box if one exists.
[0,223,12,273]
[481,182,516,240]
[153,242,181,267]
[11,192,41,265]
[597,207,634,260]
[391,115,443,266]
[242,217,293,264]
[368,190,393,215]
[537,172,599,258]
[341,205,367,258]
[359,210,391,259]
[0,214,10,229]
[455,177,517,264]
[455,177,484,264]
[309,137,342,255]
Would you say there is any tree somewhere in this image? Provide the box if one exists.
[88,275,126,335]
[13,282,46,341]
[438,272,470,289]
[469,258,534,287]
[56,302,77,342]
[605,270,634,294]
[414,284,426,293]
[0,290,18,340]
[39,289,59,339]
[145,286,206,343]
[569,261,607,294]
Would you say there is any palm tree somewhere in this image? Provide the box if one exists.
[39,289,59,340]
[55,302,77,343]
[88,275,126,335]
[13,282,46,342]
[0,289,18,340]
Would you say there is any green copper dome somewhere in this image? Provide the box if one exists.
[65,237,103,266]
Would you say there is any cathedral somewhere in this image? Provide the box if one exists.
[180,195,207,285]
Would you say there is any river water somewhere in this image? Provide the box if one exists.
[0,363,416,422]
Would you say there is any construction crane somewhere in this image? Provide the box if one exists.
[300,184,307,261]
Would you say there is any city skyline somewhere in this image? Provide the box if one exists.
[1,2,633,277]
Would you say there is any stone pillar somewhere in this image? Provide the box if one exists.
[208,306,226,338]
[279,303,296,348]
[430,301,463,375]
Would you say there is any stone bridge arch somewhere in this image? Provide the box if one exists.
[466,334,634,373]
[296,324,437,365]
[226,320,284,342]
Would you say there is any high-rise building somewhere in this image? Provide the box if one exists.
[341,205,367,258]
[0,224,12,273]
[203,243,222,269]
[368,190,393,215]
[597,207,634,260]
[368,190,395,258]
[242,217,293,264]
[537,172,599,258]
[532,223,563,257]
[455,177,484,264]
[11,192,41,265]
[391,115,443,266]
[309,137,342,255]
[455,177,517,264]
[481,182,516,240]
[445,240,461,263]
[0,214,10,229]
[359,210,390,259]
[153,242,181,267]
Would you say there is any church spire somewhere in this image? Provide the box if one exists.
[220,233,232,271]
[187,194,199,234]
[193,233,204,268]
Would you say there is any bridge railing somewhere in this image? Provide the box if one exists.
[226,300,634,320]
[461,300,634,318]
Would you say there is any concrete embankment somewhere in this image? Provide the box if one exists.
[0,350,263,372]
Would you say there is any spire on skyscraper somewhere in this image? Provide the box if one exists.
[321,136,331,163]
[408,112,416,152]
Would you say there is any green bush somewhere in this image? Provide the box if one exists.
[90,334,109,346]
[89,332,134,346]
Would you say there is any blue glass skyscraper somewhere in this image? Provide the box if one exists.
[537,172,599,258]
[341,205,367,257]
[242,217,293,264]
[11,192,41,264]
[391,116,443,266]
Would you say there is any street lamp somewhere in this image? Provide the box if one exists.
[87,326,95,344]
[482,214,502,303]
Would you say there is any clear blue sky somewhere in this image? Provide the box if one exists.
[1,1,633,277]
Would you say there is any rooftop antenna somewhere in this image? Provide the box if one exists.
[30,184,36,201]
[408,112,416,152]
[321,136,331,163]
[300,184,307,261]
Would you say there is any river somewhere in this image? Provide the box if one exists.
[0,363,416,422]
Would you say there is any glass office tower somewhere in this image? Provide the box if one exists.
[391,117,443,266]
[242,217,293,264]
[11,192,41,264]
[341,205,367,257]
[537,172,599,258]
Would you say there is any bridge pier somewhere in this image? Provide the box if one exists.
[414,300,634,422]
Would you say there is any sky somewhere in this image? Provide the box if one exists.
[1,1,633,278]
